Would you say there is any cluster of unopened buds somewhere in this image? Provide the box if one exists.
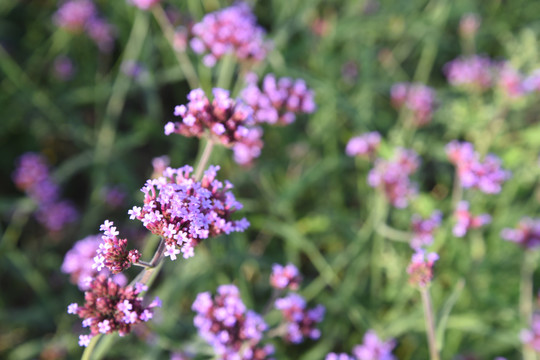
[13,153,78,232]
[407,250,439,287]
[325,330,396,360]
[189,2,271,67]
[53,0,115,53]
[67,275,161,347]
[92,220,141,274]
[446,140,510,194]
[367,148,420,208]
[270,263,302,290]
[240,73,316,125]
[390,82,436,127]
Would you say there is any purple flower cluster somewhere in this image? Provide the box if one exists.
[240,73,316,125]
[453,201,491,237]
[497,62,526,99]
[390,82,436,126]
[61,235,127,290]
[68,275,160,346]
[274,293,325,344]
[521,313,540,351]
[192,284,274,359]
[92,220,141,274]
[190,3,271,67]
[12,153,78,232]
[410,210,442,249]
[446,141,510,194]
[345,132,381,159]
[128,165,249,260]
[164,88,263,166]
[501,217,540,249]
[407,250,439,287]
[368,148,420,208]
[444,55,494,91]
[270,263,302,291]
[325,330,396,360]
[53,0,114,53]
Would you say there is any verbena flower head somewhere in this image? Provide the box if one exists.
[368,148,420,208]
[523,69,540,93]
[68,275,160,346]
[453,201,491,237]
[325,353,353,360]
[165,88,263,166]
[410,210,442,249]
[521,313,540,351]
[274,293,325,344]
[86,17,115,53]
[501,217,540,249]
[390,82,436,126]
[345,132,381,158]
[352,330,396,360]
[190,3,271,67]
[444,55,494,91]
[129,165,249,260]
[270,263,302,290]
[496,62,525,99]
[407,250,439,287]
[53,0,96,32]
[446,141,510,194]
[93,220,141,274]
[13,152,78,231]
[240,73,316,125]
[129,0,161,10]
[192,284,273,359]
[62,235,127,290]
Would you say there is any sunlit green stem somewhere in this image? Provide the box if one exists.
[420,287,440,360]
[194,138,215,181]
[521,251,537,360]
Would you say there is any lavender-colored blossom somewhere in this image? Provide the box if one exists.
[410,210,442,249]
[240,73,316,125]
[192,284,273,359]
[166,88,263,166]
[390,82,436,126]
[368,148,420,208]
[129,165,249,260]
[326,353,354,360]
[93,220,141,273]
[345,132,381,158]
[53,0,96,32]
[446,141,510,194]
[453,201,491,238]
[53,56,75,80]
[444,55,494,91]
[62,234,128,290]
[496,62,525,99]
[274,293,325,344]
[501,217,540,249]
[521,313,540,351]
[68,275,160,346]
[352,330,396,360]
[523,69,540,93]
[407,250,439,287]
[190,3,271,67]
[270,263,302,290]
[86,17,115,53]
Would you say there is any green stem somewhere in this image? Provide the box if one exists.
[152,5,199,89]
[451,167,463,211]
[420,287,440,360]
[375,223,412,243]
[216,52,237,90]
[521,251,537,360]
[193,138,215,181]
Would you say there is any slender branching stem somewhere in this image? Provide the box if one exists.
[521,251,537,360]
[194,138,215,181]
[420,287,440,360]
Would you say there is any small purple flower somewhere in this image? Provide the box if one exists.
[345,132,381,158]
[521,313,540,351]
[93,220,141,273]
[391,82,436,126]
[501,217,540,250]
[53,56,75,80]
[274,293,325,344]
[326,353,353,360]
[444,55,494,91]
[53,0,96,33]
[353,330,396,360]
[453,201,491,237]
[270,263,302,290]
[410,210,442,249]
[407,250,439,287]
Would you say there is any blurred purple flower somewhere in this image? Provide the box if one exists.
[521,313,540,351]
[410,210,442,249]
[326,353,353,360]
[407,250,439,287]
[453,201,491,237]
[353,330,396,360]
[501,217,540,249]
[53,56,76,80]
[345,132,381,158]
[274,293,325,344]
[270,263,302,290]
[53,0,96,33]
[390,82,436,126]
[444,55,494,91]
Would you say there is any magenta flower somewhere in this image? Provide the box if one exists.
[190,3,271,67]
[274,293,325,344]
[92,220,141,274]
[368,148,420,208]
[496,62,525,99]
[53,0,96,33]
[501,217,540,249]
[407,250,439,287]
[410,210,442,249]
[62,234,127,290]
[390,82,436,126]
[129,165,249,260]
[86,17,115,53]
[444,55,494,91]
[240,73,316,125]
[353,330,396,360]
[68,275,160,346]
[270,263,302,290]
[326,353,354,360]
[192,284,274,359]
[453,201,491,237]
[345,132,381,159]
[446,141,510,194]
